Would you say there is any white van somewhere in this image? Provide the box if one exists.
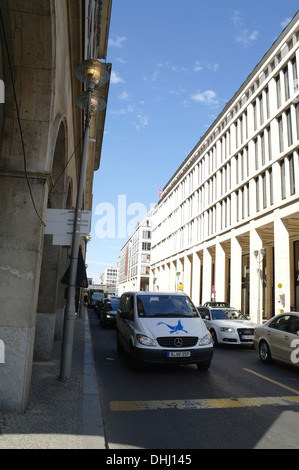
[116,291,214,370]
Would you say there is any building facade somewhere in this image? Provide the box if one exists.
[0,0,112,412]
[150,13,299,324]
[118,213,152,295]
[102,267,118,288]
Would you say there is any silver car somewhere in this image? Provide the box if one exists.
[253,312,299,366]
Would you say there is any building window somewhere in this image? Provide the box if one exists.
[286,108,293,146]
[283,65,290,101]
[276,75,282,108]
[280,158,286,199]
[255,177,260,212]
[269,167,273,205]
[289,153,295,195]
[278,115,283,152]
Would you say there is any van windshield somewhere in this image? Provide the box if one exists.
[137,294,199,318]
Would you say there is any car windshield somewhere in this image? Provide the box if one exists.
[108,299,120,310]
[137,294,199,318]
[211,309,248,320]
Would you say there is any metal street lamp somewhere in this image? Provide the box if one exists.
[254,248,266,324]
[59,59,110,381]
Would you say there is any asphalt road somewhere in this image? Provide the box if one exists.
[88,309,299,450]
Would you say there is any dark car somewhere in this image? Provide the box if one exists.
[100,297,120,328]
[95,297,108,317]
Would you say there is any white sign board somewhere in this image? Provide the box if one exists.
[45,209,91,245]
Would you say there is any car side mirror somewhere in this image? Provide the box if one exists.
[120,311,131,320]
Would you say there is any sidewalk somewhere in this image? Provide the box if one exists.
[0,308,106,449]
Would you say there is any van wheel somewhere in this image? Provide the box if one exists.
[197,360,211,371]
[116,331,124,353]
[130,345,143,370]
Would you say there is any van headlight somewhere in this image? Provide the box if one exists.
[198,333,212,346]
[136,334,157,347]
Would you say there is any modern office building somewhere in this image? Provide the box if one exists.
[150,12,299,324]
[118,212,152,294]
[102,266,118,288]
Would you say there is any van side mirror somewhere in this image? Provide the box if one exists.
[120,311,131,320]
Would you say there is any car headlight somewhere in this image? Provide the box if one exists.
[220,327,235,333]
[136,334,157,347]
[198,332,213,346]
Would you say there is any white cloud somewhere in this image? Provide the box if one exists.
[194,61,203,72]
[110,70,124,84]
[231,10,242,26]
[231,10,259,47]
[191,89,219,106]
[119,90,130,100]
[236,29,259,46]
[281,17,291,29]
[110,105,134,116]
[135,114,149,131]
[108,36,127,48]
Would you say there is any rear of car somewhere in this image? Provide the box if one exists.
[116,292,214,370]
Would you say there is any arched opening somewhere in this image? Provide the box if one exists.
[34,120,68,360]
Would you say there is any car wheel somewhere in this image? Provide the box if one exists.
[210,329,218,347]
[130,344,143,370]
[116,331,124,352]
[259,340,272,363]
[197,360,211,371]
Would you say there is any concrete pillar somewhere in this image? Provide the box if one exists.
[0,176,47,411]
[34,235,61,360]
[250,228,263,323]
[184,255,191,297]
[191,251,201,306]
[202,247,212,303]
[274,216,290,314]
[215,240,226,302]
[230,235,242,310]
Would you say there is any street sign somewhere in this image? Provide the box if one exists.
[45,209,91,245]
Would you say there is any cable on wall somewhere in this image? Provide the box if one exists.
[0,6,45,226]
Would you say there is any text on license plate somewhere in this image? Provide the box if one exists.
[241,335,254,340]
[167,351,191,358]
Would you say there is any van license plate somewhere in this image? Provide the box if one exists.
[167,351,191,358]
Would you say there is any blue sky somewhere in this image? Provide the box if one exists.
[86,0,299,282]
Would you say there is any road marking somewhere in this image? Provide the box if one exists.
[110,395,299,411]
[244,368,299,395]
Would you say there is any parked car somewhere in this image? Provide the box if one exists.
[203,301,231,308]
[197,306,257,346]
[116,291,213,370]
[100,297,120,328]
[253,312,299,367]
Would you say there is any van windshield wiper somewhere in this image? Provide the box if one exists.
[150,313,192,318]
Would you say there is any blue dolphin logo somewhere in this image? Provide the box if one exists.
[157,320,188,334]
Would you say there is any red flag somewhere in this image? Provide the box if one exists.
[158,189,162,198]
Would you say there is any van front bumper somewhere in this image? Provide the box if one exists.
[133,346,214,366]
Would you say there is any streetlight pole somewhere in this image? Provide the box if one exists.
[59,60,110,381]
